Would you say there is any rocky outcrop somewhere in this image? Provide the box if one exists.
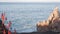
[37,7,60,32]
[37,20,49,32]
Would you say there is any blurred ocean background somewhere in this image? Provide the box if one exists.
[0,3,60,33]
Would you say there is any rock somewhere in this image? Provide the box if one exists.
[37,7,60,32]
[51,18,60,32]
[48,7,59,21]
[37,20,49,26]
[37,20,49,32]
[37,25,49,32]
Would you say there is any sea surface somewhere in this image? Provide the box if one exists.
[0,3,60,33]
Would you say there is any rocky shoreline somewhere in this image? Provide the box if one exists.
[15,7,60,34]
[1,7,60,34]
[37,7,60,32]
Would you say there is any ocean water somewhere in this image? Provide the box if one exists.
[0,3,60,33]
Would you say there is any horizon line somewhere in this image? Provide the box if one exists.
[0,2,60,3]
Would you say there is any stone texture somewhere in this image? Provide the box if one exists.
[37,7,60,32]
[37,20,49,32]
[48,7,60,21]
